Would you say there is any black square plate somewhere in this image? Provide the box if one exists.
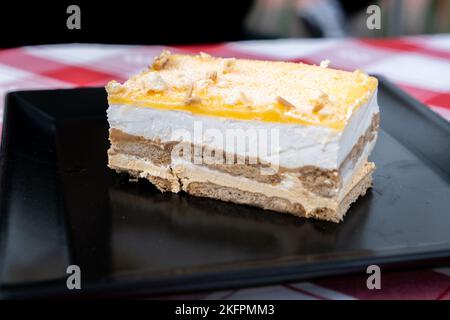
[1,77,450,299]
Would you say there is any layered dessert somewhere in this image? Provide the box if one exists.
[106,50,379,222]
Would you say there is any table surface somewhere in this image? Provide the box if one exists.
[1,35,450,300]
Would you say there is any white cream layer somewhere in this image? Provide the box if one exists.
[107,90,379,172]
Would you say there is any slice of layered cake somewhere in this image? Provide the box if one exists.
[106,50,379,222]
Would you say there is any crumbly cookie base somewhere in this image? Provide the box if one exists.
[108,150,374,223]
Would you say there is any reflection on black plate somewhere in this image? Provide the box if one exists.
[1,78,450,298]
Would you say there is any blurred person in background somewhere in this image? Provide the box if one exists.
[245,0,450,38]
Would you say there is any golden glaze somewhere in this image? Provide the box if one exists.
[106,53,378,130]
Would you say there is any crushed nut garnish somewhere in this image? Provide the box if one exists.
[185,96,202,105]
[352,69,367,83]
[221,58,236,74]
[311,92,331,113]
[185,82,194,99]
[105,81,125,94]
[150,50,171,70]
[276,96,296,110]
[206,70,218,82]
[320,59,330,68]
[199,52,212,60]
[140,72,167,92]
[240,91,252,107]
[184,83,202,105]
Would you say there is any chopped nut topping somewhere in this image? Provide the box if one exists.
[276,96,296,110]
[150,50,171,70]
[199,52,212,60]
[206,71,218,82]
[320,59,330,68]
[221,58,236,74]
[140,73,167,92]
[318,107,333,116]
[184,83,202,105]
[312,103,324,113]
[105,80,125,94]
[311,92,332,113]
[352,69,367,83]
[185,96,202,105]
[185,82,194,99]
[240,91,251,105]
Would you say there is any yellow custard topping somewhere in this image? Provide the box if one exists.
[106,51,378,131]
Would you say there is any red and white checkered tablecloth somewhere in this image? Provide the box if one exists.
[1,35,450,300]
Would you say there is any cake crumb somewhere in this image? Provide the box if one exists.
[240,91,250,103]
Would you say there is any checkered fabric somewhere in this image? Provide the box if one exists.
[1,35,449,300]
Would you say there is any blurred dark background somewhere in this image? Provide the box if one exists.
[0,0,449,48]
[1,1,253,47]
